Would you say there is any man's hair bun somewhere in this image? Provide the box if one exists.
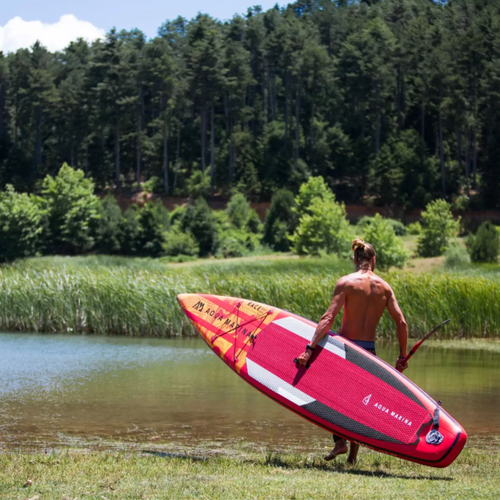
[352,237,366,252]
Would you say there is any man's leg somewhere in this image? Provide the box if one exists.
[324,435,348,461]
[347,442,360,465]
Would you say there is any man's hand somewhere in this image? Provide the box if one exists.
[395,357,408,373]
[297,350,312,366]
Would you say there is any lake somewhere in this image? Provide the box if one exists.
[0,333,498,450]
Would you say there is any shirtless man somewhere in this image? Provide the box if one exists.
[296,238,409,465]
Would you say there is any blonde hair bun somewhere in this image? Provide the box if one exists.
[352,237,366,252]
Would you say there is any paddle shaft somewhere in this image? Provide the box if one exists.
[402,318,451,364]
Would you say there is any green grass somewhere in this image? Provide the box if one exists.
[1,440,498,500]
[1,254,500,337]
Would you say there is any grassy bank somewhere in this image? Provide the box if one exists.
[1,255,500,337]
[1,441,499,500]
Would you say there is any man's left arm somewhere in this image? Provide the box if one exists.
[297,281,346,366]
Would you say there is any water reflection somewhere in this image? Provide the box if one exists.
[0,333,498,449]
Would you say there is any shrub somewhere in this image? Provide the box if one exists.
[362,214,408,271]
[263,189,297,252]
[407,221,422,235]
[41,164,101,254]
[218,229,261,258]
[120,205,143,256]
[0,185,46,261]
[357,216,406,236]
[97,195,123,254]
[246,210,262,234]
[295,176,334,217]
[417,200,460,257]
[466,221,500,263]
[444,244,470,269]
[290,197,351,257]
[226,193,251,229]
[179,198,219,257]
[163,228,199,257]
[140,200,170,257]
[186,170,210,199]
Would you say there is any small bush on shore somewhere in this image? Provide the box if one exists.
[467,221,500,263]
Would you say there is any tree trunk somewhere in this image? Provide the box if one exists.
[397,64,402,130]
[310,102,314,148]
[472,127,477,190]
[174,122,181,191]
[114,127,120,189]
[375,106,381,154]
[136,105,142,184]
[33,109,43,174]
[421,99,425,141]
[284,71,289,141]
[294,90,301,172]
[84,143,89,177]
[0,85,4,141]
[465,131,470,198]
[456,128,461,172]
[210,105,215,194]
[438,109,446,198]
[200,107,206,173]
[163,120,169,194]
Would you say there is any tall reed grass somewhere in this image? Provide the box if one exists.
[0,255,498,338]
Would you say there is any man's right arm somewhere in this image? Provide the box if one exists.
[386,285,409,372]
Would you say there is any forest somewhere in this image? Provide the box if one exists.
[0,0,499,210]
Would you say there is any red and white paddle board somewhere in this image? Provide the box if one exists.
[177,293,466,467]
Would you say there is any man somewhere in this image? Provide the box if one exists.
[296,237,409,465]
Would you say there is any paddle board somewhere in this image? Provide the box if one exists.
[177,293,466,467]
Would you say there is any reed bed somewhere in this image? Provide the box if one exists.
[0,255,499,338]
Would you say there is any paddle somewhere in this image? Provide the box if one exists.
[401,318,451,365]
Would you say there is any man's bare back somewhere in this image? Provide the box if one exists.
[336,270,397,342]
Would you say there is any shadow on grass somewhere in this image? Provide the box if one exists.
[256,454,453,481]
[142,450,208,462]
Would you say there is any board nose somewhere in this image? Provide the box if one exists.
[177,293,196,309]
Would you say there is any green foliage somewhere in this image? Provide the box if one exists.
[263,189,297,252]
[179,198,218,257]
[361,214,408,271]
[290,197,351,257]
[41,164,101,254]
[186,170,211,199]
[226,193,252,229]
[120,205,143,256]
[294,176,335,218]
[139,200,170,257]
[444,244,470,269]
[0,185,46,261]
[218,229,261,258]
[417,200,460,257]
[97,195,123,254]
[163,228,199,257]
[466,222,500,263]
[246,210,262,234]
[407,221,422,236]
[357,216,407,236]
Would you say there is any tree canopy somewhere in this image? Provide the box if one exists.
[0,0,499,210]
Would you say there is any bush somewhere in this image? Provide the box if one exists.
[179,198,219,257]
[407,221,422,235]
[263,189,297,252]
[226,193,251,229]
[186,170,210,199]
[41,164,101,254]
[246,210,261,234]
[466,221,500,263]
[444,244,470,269]
[163,228,199,257]
[0,185,46,261]
[217,229,258,258]
[417,200,460,257]
[361,214,408,271]
[120,205,143,256]
[290,197,351,257]
[295,176,334,217]
[139,200,170,257]
[357,216,406,236]
[97,195,123,254]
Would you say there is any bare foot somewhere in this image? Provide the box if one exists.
[324,440,348,461]
[347,442,360,465]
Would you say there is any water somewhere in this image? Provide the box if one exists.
[0,333,498,450]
